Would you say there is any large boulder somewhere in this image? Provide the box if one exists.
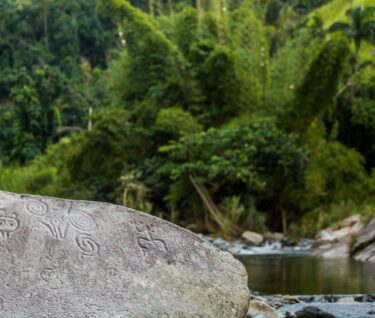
[315,215,362,247]
[315,215,363,259]
[351,217,375,263]
[0,191,250,317]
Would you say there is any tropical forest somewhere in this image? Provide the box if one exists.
[0,0,374,240]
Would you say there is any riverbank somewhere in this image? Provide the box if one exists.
[199,215,375,262]
[247,294,375,318]
[197,216,375,316]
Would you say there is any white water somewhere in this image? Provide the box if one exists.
[227,240,313,256]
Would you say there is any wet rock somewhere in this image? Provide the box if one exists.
[212,237,233,250]
[329,215,361,230]
[0,191,250,317]
[316,236,351,258]
[295,306,336,318]
[242,231,264,246]
[315,215,364,259]
[264,232,284,242]
[353,243,375,262]
[316,227,351,245]
[283,295,301,303]
[281,237,298,247]
[361,295,375,302]
[298,238,315,249]
[247,300,281,318]
[352,218,375,263]
[316,215,362,245]
[228,242,246,254]
[337,297,355,303]
[280,302,375,318]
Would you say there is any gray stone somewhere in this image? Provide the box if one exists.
[295,306,336,318]
[316,236,351,259]
[247,300,281,318]
[353,242,375,262]
[280,303,375,318]
[212,237,233,250]
[352,218,375,262]
[264,232,284,242]
[241,231,264,246]
[315,216,364,260]
[0,191,250,317]
[337,297,355,303]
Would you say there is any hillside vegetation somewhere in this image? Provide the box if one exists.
[0,0,374,237]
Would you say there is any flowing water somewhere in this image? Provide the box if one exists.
[237,254,375,295]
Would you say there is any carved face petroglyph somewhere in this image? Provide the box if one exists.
[0,210,19,241]
[0,217,18,232]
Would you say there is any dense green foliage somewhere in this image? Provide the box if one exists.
[0,0,374,237]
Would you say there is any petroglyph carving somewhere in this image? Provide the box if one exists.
[130,221,168,253]
[75,233,99,258]
[40,267,67,287]
[138,234,168,252]
[41,217,69,240]
[68,210,96,232]
[25,199,49,216]
[0,210,19,241]
[46,244,68,262]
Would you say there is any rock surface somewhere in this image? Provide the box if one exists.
[247,300,281,318]
[294,306,336,318]
[352,218,375,262]
[242,231,264,246]
[0,191,250,317]
[315,215,363,259]
[280,303,375,318]
[316,236,351,258]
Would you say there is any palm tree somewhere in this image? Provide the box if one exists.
[329,6,375,53]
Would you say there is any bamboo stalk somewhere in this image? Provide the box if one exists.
[189,175,225,229]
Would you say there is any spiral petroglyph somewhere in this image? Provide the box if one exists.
[25,200,49,216]
[68,210,96,232]
[75,234,99,257]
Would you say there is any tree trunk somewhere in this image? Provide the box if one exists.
[167,0,173,15]
[43,0,49,51]
[281,208,287,235]
[189,175,225,229]
[148,0,154,17]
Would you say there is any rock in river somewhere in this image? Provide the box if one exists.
[0,191,250,317]
[241,231,264,246]
[295,306,336,318]
[352,217,375,262]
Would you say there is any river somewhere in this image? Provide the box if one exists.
[237,254,375,295]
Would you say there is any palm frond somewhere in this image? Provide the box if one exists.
[329,22,351,33]
[362,6,375,20]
